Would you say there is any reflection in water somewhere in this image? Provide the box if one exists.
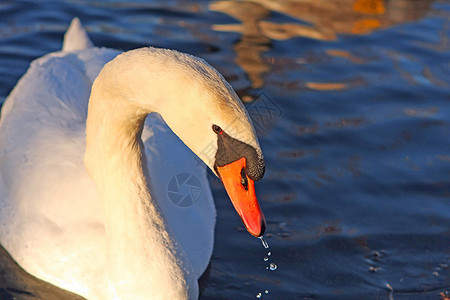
[326,49,368,64]
[210,0,433,89]
[210,1,271,89]
[0,245,84,299]
[305,82,349,91]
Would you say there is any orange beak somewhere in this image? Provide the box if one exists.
[216,157,266,237]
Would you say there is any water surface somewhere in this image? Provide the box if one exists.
[1,1,449,299]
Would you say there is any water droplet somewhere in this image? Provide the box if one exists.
[267,251,271,256]
[265,290,269,294]
[259,236,269,249]
[269,263,277,271]
[369,265,380,273]
[256,292,262,298]
[264,256,269,261]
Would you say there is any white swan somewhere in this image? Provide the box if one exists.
[0,18,266,300]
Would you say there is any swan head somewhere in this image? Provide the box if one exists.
[151,49,266,237]
[91,47,266,237]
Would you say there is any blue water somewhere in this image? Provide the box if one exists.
[1,1,449,299]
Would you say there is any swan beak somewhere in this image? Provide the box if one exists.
[216,158,266,237]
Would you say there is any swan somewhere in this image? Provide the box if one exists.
[0,18,266,300]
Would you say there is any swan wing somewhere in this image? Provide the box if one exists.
[62,17,94,52]
[0,48,121,293]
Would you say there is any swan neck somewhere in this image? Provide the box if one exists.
[84,84,196,299]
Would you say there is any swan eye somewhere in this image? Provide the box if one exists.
[212,124,223,134]
[240,167,248,191]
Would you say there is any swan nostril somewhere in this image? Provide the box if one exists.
[212,124,223,134]
[240,167,248,191]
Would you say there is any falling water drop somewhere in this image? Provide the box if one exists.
[259,236,269,249]
[269,263,277,271]
[256,235,275,297]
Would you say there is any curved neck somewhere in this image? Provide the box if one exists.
[84,57,198,299]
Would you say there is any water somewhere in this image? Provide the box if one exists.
[258,236,277,295]
[259,236,269,249]
[258,237,277,272]
[269,263,277,271]
[255,290,269,299]
[1,1,449,299]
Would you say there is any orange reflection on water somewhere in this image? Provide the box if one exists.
[353,0,386,15]
[326,49,367,64]
[305,82,349,91]
[210,1,271,89]
[210,0,433,90]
